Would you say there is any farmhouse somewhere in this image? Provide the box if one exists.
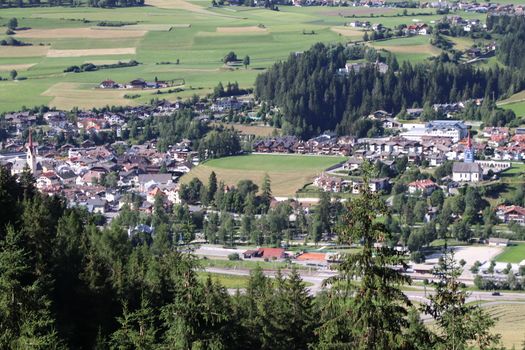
[127,79,147,89]
[99,80,118,89]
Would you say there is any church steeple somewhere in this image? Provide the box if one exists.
[26,129,37,174]
[464,131,474,163]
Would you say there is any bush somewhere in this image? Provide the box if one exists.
[228,253,240,261]
[410,251,425,263]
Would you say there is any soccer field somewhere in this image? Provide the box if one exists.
[182,154,347,197]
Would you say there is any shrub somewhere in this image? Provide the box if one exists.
[228,253,240,261]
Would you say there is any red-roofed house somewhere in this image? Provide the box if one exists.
[408,179,437,195]
[243,247,286,260]
[496,205,525,225]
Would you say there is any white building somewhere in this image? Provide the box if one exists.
[452,162,482,182]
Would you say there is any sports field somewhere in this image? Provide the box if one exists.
[0,1,486,112]
[495,242,525,263]
[182,154,346,197]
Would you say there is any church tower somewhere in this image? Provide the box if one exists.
[26,129,37,174]
[464,131,474,163]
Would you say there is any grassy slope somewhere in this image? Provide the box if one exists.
[0,3,486,112]
[495,243,525,263]
[182,154,346,197]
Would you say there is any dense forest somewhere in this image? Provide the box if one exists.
[254,43,525,138]
[490,15,525,70]
[0,165,508,349]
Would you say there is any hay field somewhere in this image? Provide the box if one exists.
[42,82,136,110]
[485,303,525,348]
[217,26,267,33]
[0,63,36,71]
[370,36,441,59]
[0,46,49,57]
[15,27,146,39]
[46,47,136,57]
[182,154,346,197]
[331,26,363,39]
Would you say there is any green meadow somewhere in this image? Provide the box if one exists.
[495,242,525,263]
[183,154,346,196]
[0,1,487,111]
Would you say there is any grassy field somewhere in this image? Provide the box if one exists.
[197,271,250,289]
[182,154,346,197]
[0,2,487,112]
[485,303,525,348]
[495,243,525,263]
[498,90,525,117]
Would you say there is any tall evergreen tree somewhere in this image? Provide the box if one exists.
[319,163,411,350]
[422,250,502,350]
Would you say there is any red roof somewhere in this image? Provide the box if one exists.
[296,252,327,261]
[408,179,436,189]
[259,248,285,259]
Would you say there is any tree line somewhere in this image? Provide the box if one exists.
[491,15,525,70]
[254,43,525,138]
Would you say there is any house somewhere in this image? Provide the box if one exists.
[99,80,118,89]
[408,179,437,195]
[496,205,525,226]
[85,197,107,214]
[127,79,147,89]
[243,247,287,259]
[452,162,482,182]
[313,173,346,193]
[487,237,510,247]
[147,187,165,204]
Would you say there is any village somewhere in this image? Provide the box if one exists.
[2,86,525,294]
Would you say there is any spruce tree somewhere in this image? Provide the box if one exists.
[319,163,411,350]
[423,250,502,350]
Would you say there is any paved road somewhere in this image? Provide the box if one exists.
[205,267,525,305]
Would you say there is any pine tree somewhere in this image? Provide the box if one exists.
[207,171,218,205]
[0,226,64,349]
[260,173,272,213]
[319,162,411,350]
[422,250,501,350]
[111,297,159,349]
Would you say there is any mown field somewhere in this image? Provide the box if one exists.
[495,242,525,263]
[182,154,346,197]
[485,303,525,348]
[0,0,487,112]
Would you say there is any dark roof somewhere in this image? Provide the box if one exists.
[452,162,481,173]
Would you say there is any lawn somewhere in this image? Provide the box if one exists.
[495,242,525,263]
[0,1,486,112]
[182,154,347,197]
[498,91,525,117]
[197,272,250,289]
